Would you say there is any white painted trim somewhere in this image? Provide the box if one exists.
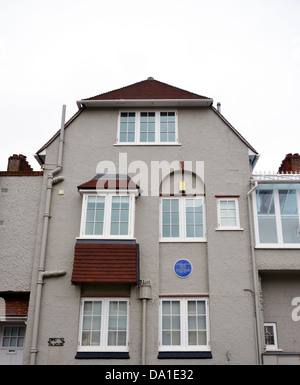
[77,298,130,352]
[117,110,179,145]
[79,192,135,239]
[159,197,207,242]
[158,297,210,352]
[216,197,241,230]
[253,187,300,247]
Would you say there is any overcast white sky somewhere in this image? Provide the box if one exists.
[0,0,299,172]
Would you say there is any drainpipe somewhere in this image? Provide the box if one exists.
[139,284,151,365]
[30,105,66,365]
[247,181,263,365]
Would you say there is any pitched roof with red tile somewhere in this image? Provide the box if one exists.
[84,78,210,101]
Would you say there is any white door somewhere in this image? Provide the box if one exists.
[0,324,26,365]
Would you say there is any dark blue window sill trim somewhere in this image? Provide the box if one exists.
[75,352,130,359]
[158,351,212,359]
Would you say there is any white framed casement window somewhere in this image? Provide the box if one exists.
[159,297,210,352]
[216,197,242,230]
[79,193,135,239]
[117,110,178,144]
[78,298,129,352]
[160,197,206,242]
[264,323,279,351]
[253,185,300,247]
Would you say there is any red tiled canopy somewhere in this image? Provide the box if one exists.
[71,240,139,284]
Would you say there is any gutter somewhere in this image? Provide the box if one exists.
[246,181,263,365]
[30,105,67,365]
[76,98,214,109]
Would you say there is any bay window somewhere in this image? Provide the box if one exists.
[79,193,135,239]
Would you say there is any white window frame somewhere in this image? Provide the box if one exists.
[216,197,243,230]
[264,322,279,351]
[159,297,210,352]
[160,197,206,242]
[253,187,300,248]
[116,110,179,145]
[79,192,135,239]
[77,297,129,353]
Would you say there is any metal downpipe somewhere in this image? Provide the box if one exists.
[30,105,66,365]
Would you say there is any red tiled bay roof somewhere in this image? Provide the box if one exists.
[77,174,140,191]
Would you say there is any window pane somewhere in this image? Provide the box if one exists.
[91,331,100,346]
[120,222,128,235]
[84,301,93,315]
[85,222,94,235]
[187,300,207,346]
[186,199,203,238]
[94,222,103,235]
[139,112,156,142]
[108,331,117,346]
[162,300,181,346]
[264,325,275,345]
[162,225,170,237]
[118,331,127,346]
[279,190,298,215]
[119,112,135,142]
[83,316,92,330]
[256,191,277,243]
[219,199,237,227]
[17,337,24,347]
[281,217,300,243]
[160,112,176,142]
[110,196,129,236]
[81,301,102,347]
[162,331,171,345]
[87,196,96,209]
[107,301,128,347]
[258,216,278,243]
[256,190,275,214]
[279,190,300,243]
[2,337,9,347]
[85,196,105,236]
[162,199,179,238]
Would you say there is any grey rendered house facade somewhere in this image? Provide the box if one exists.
[0,78,299,365]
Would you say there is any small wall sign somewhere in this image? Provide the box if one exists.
[174,259,192,278]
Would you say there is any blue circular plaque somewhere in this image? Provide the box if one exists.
[174,259,192,278]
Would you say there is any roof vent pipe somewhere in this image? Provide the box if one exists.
[217,102,221,113]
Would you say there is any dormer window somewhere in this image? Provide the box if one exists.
[117,111,178,144]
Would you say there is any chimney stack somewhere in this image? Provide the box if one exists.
[7,154,33,172]
[278,153,300,174]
